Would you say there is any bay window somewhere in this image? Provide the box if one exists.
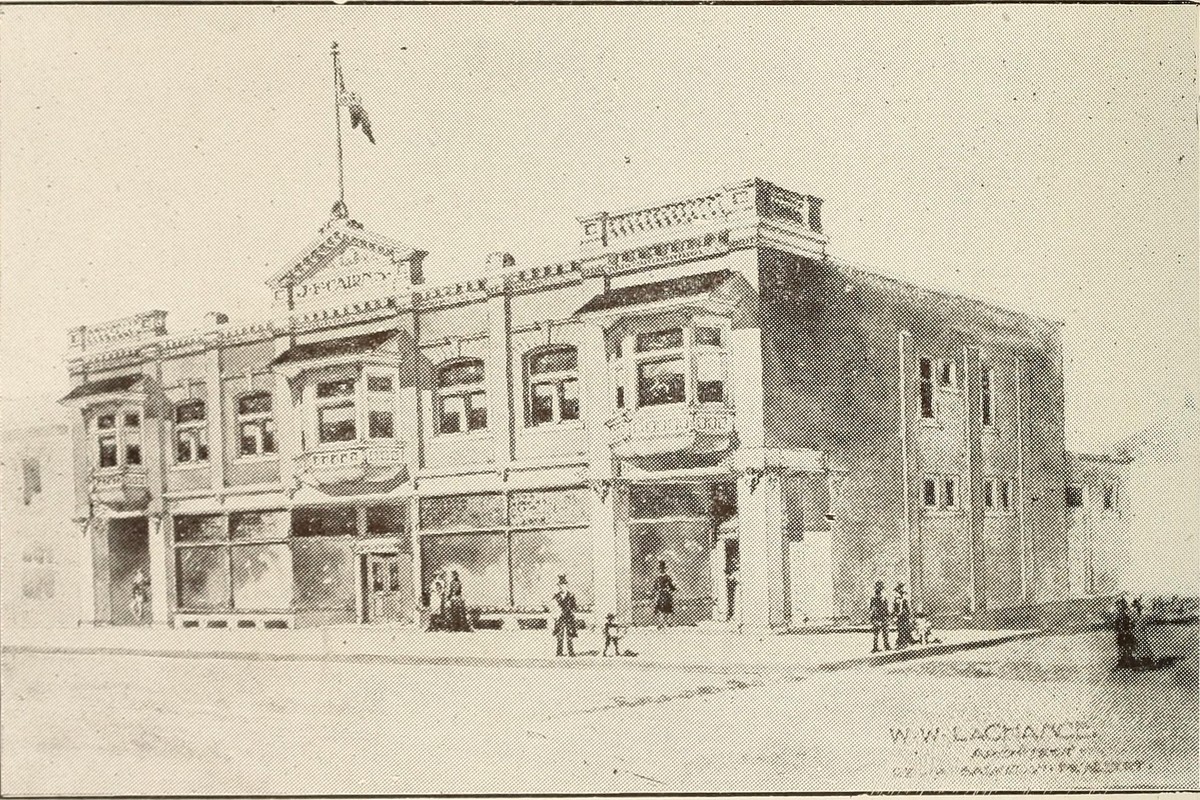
[611,321,730,412]
[316,379,356,443]
[366,373,396,439]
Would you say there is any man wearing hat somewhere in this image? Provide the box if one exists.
[552,575,578,657]
[893,583,915,649]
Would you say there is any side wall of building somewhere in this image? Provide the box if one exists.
[0,424,81,628]
[758,249,1068,622]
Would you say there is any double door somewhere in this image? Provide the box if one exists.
[363,552,414,624]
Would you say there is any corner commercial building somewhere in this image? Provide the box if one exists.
[58,178,1128,632]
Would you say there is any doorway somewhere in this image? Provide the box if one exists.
[107,517,150,626]
[362,552,413,624]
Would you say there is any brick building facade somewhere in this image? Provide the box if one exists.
[58,178,1127,631]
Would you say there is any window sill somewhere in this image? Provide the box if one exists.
[922,508,962,518]
[984,510,1015,518]
[432,430,492,442]
[170,461,210,471]
[235,454,280,464]
[523,421,585,434]
[919,417,942,429]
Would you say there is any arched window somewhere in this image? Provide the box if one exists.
[436,359,486,434]
[526,346,579,426]
[237,392,277,456]
[174,399,209,464]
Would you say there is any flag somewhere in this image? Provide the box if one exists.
[337,81,375,144]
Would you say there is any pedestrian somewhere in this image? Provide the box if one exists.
[427,570,447,631]
[130,568,150,624]
[869,581,890,653]
[1130,595,1156,669]
[1114,594,1135,668]
[552,575,578,657]
[445,570,471,632]
[602,613,626,656]
[651,560,677,630]
[893,583,915,648]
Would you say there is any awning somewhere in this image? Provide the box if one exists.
[574,269,733,315]
[271,330,397,366]
[60,374,144,402]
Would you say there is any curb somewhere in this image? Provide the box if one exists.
[0,630,1041,677]
[818,629,1046,672]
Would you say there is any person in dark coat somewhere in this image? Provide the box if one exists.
[1114,594,1135,667]
[893,584,915,648]
[552,575,578,657]
[651,560,677,630]
[869,581,890,653]
[445,570,472,632]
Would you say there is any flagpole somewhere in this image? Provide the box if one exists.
[332,42,345,209]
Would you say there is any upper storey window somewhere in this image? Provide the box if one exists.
[95,410,142,469]
[316,379,356,443]
[614,321,729,411]
[527,346,579,426]
[237,392,277,457]
[437,359,486,434]
[174,400,209,464]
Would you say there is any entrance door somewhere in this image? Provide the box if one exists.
[108,518,150,626]
[363,553,413,624]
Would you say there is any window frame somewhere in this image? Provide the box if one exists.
[525,345,581,428]
[982,364,996,428]
[435,358,487,436]
[93,405,145,471]
[236,391,277,459]
[918,358,934,419]
[365,367,398,441]
[1065,484,1085,509]
[610,317,731,414]
[172,398,209,466]
[314,378,357,445]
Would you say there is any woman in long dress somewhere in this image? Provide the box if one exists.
[446,570,472,632]
[651,560,677,630]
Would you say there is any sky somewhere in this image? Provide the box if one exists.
[0,6,1196,452]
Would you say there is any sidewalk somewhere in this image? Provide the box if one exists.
[0,623,1039,675]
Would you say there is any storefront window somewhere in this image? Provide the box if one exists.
[511,528,593,609]
[419,533,511,608]
[292,507,357,537]
[177,546,230,609]
[291,537,355,611]
[510,488,589,528]
[419,493,504,530]
[231,543,292,610]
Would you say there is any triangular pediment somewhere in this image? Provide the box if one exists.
[269,217,427,310]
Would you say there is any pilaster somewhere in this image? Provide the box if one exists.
[204,336,226,490]
[485,263,515,468]
[736,468,786,630]
[148,514,170,626]
[963,345,984,612]
[898,330,920,607]
[77,519,97,626]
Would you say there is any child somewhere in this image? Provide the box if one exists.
[913,611,940,645]
[602,613,626,656]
